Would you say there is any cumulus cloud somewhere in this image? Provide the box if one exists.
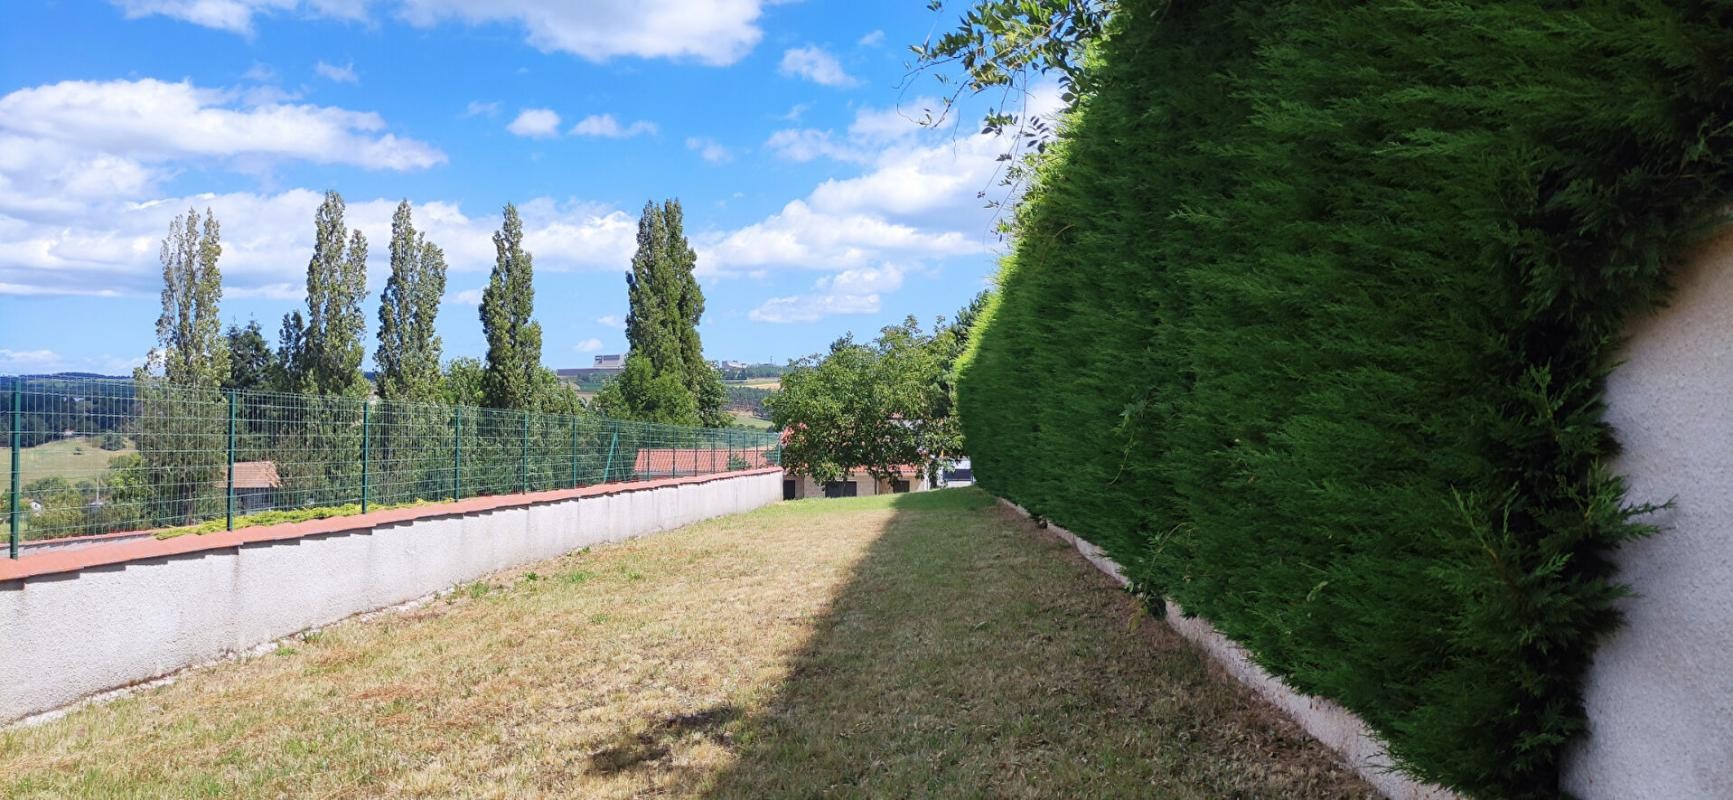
[507,107,561,138]
[570,114,658,139]
[685,137,732,164]
[0,189,638,298]
[396,0,764,65]
[574,337,603,352]
[749,264,905,323]
[857,30,885,47]
[596,314,624,329]
[0,79,444,193]
[463,100,500,117]
[113,0,766,63]
[778,45,858,87]
[314,60,358,83]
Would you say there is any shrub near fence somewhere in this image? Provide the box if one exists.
[2,377,780,554]
[956,2,1733,798]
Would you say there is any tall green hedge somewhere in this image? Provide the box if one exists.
[956,2,1733,797]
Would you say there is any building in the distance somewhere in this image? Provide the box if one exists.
[592,354,625,370]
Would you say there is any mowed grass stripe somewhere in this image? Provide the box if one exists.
[0,489,1374,799]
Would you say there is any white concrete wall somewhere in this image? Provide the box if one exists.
[1564,232,1733,799]
[0,471,782,725]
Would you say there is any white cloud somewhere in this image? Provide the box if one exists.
[764,128,866,164]
[112,0,764,63]
[857,30,885,47]
[570,114,658,139]
[0,348,63,371]
[112,0,368,36]
[574,337,603,352]
[314,60,359,83]
[0,189,638,298]
[507,107,561,138]
[444,287,484,305]
[596,314,624,329]
[749,264,905,323]
[686,137,732,164]
[395,0,765,65]
[242,62,278,82]
[779,45,858,88]
[0,78,444,208]
[464,100,500,118]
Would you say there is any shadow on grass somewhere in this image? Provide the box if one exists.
[697,487,1377,799]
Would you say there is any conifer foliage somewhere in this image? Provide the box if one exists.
[956,2,1733,797]
[596,199,728,427]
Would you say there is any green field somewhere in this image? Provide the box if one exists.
[727,377,781,390]
[729,411,773,430]
[1,436,137,490]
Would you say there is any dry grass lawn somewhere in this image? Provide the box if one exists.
[0,489,1376,799]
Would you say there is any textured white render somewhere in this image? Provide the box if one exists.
[1564,232,1733,799]
[0,471,782,725]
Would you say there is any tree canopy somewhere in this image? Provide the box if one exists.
[767,317,963,485]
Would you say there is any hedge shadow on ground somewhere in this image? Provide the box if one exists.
[699,488,1377,799]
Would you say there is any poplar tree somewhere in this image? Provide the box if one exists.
[376,200,447,401]
[601,199,726,426]
[133,207,227,527]
[300,191,369,396]
[141,208,228,387]
[480,203,542,410]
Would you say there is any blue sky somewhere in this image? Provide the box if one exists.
[0,0,1041,375]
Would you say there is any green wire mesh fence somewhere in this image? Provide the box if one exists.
[2,376,782,557]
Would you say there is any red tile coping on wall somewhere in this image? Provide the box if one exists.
[0,468,784,584]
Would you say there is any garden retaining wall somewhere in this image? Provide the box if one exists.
[0,468,784,725]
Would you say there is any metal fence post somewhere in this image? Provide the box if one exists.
[225,390,236,531]
[602,424,619,483]
[9,381,21,559]
[360,400,370,513]
[452,406,463,501]
[570,414,579,489]
[521,409,530,493]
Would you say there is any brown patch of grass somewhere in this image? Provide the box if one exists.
[0,489,1376,799]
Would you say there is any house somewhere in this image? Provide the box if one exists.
[592,354,626,370]
[224,460,282,513]
[783,465,931,500]
[632,447,777,478]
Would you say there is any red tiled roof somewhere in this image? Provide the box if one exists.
[633,448,776,475]
[219,461,281,489]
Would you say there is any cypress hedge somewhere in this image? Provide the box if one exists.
[956,2,1733,797]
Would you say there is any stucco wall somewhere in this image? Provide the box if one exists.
[0,470,782,725]
[1563,232,1733,798]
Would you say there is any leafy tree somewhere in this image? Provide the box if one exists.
[271,311,305,391]
[911,1,1112,214]
[138,208,228,387]
[441,357,487,407]
[132,208,228,527]
[224,319,276,391]
[300,190,370,397]
[600,200,726,426]
[593,356,698,426]
[376,200,447,401]
[766,318,960,485]
[480,203,543,410]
